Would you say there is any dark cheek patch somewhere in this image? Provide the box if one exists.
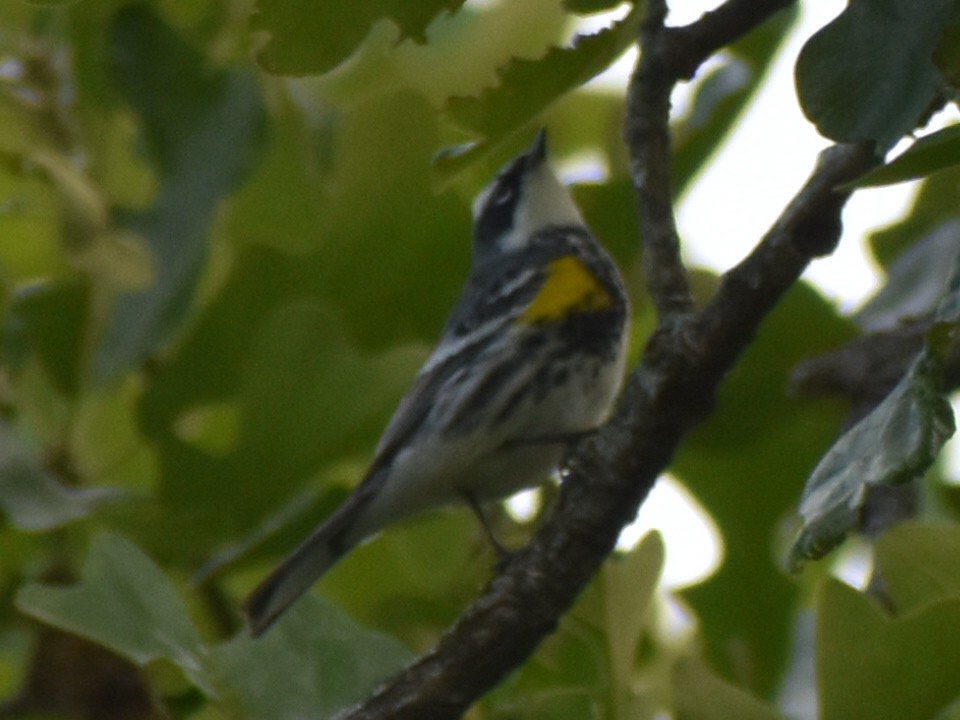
[473,159,527,251]
[474,197,515,248]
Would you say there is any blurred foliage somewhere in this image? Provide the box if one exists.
[676,284,855,697]
[852,124,960,189]
[795,0,954,149]
[0,1,960,719]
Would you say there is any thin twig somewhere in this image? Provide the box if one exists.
[624,0,796,321]
[625,0,694,320]
[665,0,797,80]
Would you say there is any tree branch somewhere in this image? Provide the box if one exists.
[625,0,694,320]
[665,0,796,80]
[335,1,877,718]
[691,143,877,393]
[624,0,796,321]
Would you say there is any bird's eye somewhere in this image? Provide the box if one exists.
[492,185,514,205]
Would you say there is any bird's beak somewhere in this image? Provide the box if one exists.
[527,128,548,166]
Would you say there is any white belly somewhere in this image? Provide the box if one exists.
[353,327,628,539]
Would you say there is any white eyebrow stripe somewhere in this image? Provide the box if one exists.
[472,183,494,218]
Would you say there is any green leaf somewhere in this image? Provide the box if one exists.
[15,533,415,718]
[874,522,960,615]
[934,1,960,91]
[0,421,117,531]
[933,247,960,327]
[853,124,960,188]
[484,538,665,720]
[253,0,468,76]
[672,656,787,720]
[439,5,641,172]
[596,533,665,718]
[229,300,425,512]
[15,532,213,694]
[132,92,470,560]
[603,532,665,695]
[868,164,960,269]
[23,148,153,293]
[574,179,642,269]
[854,220,960,332]
[795,0,952,148]
[226,92,469,348]
[7,280,89,396]
[68,376,158,490]
[789,351,955,570]
[96,5,265,378]
[211,595,413,719]
[932,697,960,720]
[0,161,60,283]
[818,579,960,720]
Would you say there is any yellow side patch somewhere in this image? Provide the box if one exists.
[521,255,613,323]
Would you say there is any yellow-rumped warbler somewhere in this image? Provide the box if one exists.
[244,130,630,636]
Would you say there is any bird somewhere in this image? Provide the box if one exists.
[244,130,630,637]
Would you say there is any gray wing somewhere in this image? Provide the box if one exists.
[244,263,543,636]
[372,264,540,460]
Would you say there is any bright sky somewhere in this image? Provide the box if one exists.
[674,2,917,313]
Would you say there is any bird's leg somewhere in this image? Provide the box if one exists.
[463,491,514,566]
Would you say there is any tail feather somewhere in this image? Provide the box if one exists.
[244,489,374,637]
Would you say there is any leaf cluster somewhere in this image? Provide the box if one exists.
[0,0,959,719]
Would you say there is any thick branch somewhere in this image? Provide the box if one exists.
[690,143,878,400]
[334,3,876,719]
